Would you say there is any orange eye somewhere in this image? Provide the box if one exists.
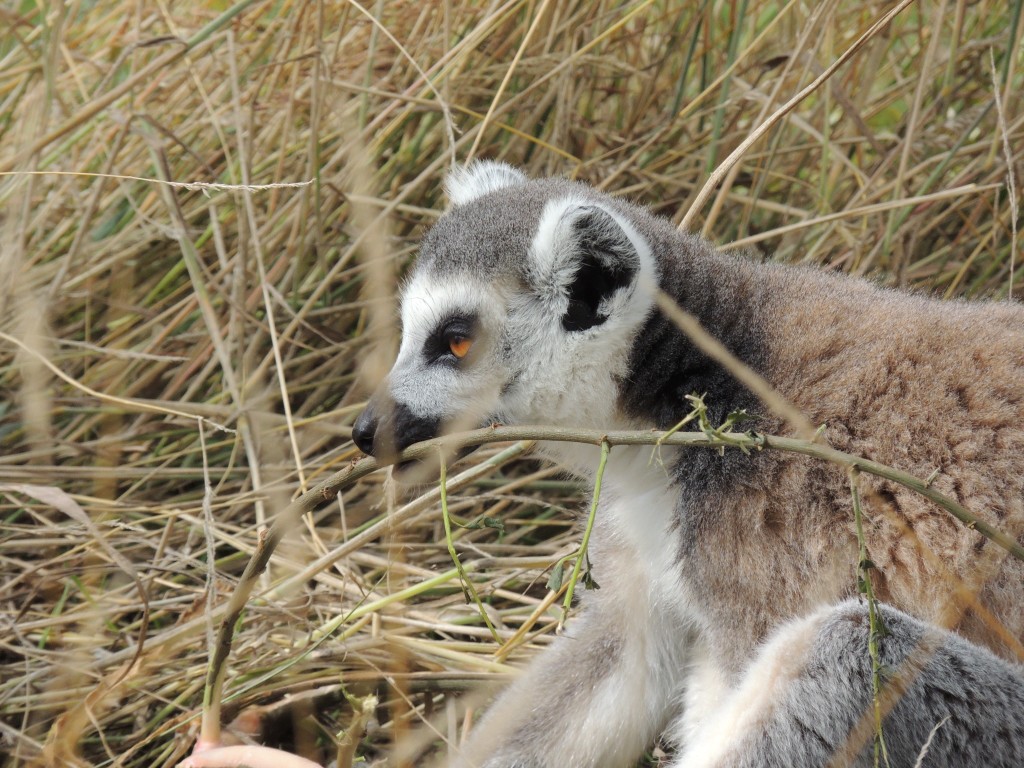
[449,336,473,359]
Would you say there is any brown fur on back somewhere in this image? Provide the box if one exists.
[689,262,1024,671]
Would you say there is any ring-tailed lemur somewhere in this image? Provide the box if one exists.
[352,161,1024,767]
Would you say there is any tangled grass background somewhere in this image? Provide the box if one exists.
[0,1,1021,765]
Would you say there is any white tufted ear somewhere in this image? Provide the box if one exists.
[528,198,644,332]
[444,160,528,207]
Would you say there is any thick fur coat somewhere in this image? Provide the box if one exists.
[352,162,1024,767]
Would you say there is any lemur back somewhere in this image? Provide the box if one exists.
[352,162,1024,767]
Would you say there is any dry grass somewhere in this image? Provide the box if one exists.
[0,1,1021,766]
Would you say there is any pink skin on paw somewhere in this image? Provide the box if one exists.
[177,744,324,768]
[190,737,223,754]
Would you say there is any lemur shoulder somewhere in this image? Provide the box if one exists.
[353,161,1024,767]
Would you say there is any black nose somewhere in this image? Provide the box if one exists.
[352,407,378,456]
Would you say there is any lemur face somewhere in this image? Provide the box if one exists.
[352,162,657,473]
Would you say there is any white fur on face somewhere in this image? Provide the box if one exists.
[390,273,510,425]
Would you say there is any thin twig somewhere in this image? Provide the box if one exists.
[850,468,891,768]
[364,425,1024,563]
[652,288,818,440]
[0,170,314,192]
[991,50,1019,300]
[559,439,610,630]
[439,449,501,642]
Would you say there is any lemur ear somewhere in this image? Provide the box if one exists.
[445,160,528,207]
[533,202,641,332]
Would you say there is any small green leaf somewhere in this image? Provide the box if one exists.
[547,561,564,592]
[480,516,505,533]
[722,408,756,430]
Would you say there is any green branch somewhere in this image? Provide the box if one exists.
[851,469,891,768]
[560,440,610,629]
[439,449,501,642]
[393,425,1023,563]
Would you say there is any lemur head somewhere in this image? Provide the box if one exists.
[352,161,658,470]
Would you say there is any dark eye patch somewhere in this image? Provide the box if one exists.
[424,313,479,365]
